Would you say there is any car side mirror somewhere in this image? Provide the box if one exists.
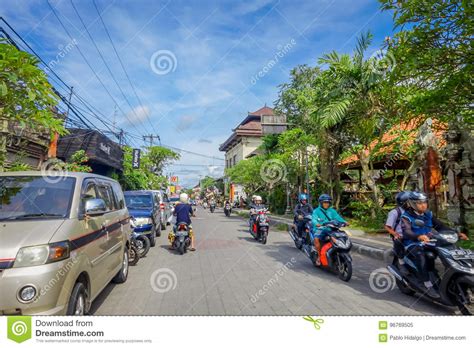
[85,198,107,216]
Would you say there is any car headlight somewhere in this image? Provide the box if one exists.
[13,241,70,268]
[134,217,152,226]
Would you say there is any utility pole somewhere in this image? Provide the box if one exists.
[64,86,74,125]
[143,134,161,147]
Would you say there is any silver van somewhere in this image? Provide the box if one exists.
[0,172,131,315]
[151,190,172,234]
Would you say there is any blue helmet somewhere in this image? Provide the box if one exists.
[406,191,428,212]
[318,194,332,203]
[299,193,308,202]
[395,191,411,207]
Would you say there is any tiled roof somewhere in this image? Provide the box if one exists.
[339,118,447,167]
[248,106,274,116]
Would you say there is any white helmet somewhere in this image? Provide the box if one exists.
[180,193,189,203]
[255,195,262,202]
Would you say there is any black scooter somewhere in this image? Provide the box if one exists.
[387,230,474,315]
[210,203,216,213]
[288,214,312,250]
[224,203,232,217]
[172,222,192,255]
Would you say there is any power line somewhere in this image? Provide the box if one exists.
[69,0,147,131]
[46,0,146,138]
[0,16,130,142]
[92,0,160,136]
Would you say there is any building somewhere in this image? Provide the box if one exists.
[219,105,286,168]
[219,105,287,201]
[57,128,124,176]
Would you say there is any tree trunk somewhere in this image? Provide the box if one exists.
[0,134,6,172]
[358,147,380,218]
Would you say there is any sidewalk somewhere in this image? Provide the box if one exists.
[234,208,393,261]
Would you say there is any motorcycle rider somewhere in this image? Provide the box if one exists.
[172,193,196,251]
[385,191,411,276]
[249,195,265,232]
[401,191,469,298]
[312,194,347,266]
[294,193,313,240]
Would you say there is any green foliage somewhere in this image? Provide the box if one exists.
[0,42,65,134]
[379,0,474,124]
[118,146,179,191]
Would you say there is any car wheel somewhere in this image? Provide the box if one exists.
[113,247,129,283]
[67,282,88,315]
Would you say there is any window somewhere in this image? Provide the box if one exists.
[111,182,125,210]
[96,183,115,211]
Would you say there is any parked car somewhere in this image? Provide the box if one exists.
[124,190,159,247]
[0,172,131,315]
[150,190,172,234]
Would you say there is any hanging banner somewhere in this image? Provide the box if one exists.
[132,149,141,169]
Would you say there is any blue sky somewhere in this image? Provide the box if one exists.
[0,0,395,187]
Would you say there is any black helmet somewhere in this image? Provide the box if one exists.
[395,191,411,207]
[406,191,428,212]
[318,194,332,203]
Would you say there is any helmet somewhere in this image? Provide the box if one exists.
[180,193,189,203]
[318,194,332,203]
[254,195,262,203]
[406,191,428,213]
[395,191,411,207]
[299,193,308,202]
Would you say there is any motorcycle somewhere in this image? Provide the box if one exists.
[210,202,216,213]
[131,230,150,259]
[203,202,208,209]
[387,230,474,315]
[288,214,313,250]
[295,220,352,281]
[249,208,270,244]
[171,222,192,255]
[224,203,232,217]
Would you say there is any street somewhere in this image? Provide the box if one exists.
[92,207,452,316]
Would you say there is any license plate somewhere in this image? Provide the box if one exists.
[450,249,474,260]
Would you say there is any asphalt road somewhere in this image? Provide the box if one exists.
[92,207,452,315]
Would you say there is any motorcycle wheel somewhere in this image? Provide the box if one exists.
[128,244,140,266]
[337,255,352,282]
[450,275,474,315]
[136,235,151,258]
[178,242,185,255]
[311,250,320,268]
[261,232,267,245]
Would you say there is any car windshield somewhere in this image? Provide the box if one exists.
[125,194,153,209]
[0,176,75,221]
[169,197,179,202]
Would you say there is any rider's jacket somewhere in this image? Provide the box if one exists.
[312,205,346,234]
[401,210,450,246]
[294,203,313,218]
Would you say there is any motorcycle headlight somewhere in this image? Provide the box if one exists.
[439,233,458,244]
[13,241,70,268]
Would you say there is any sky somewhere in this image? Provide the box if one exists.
[0,0,395,187]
